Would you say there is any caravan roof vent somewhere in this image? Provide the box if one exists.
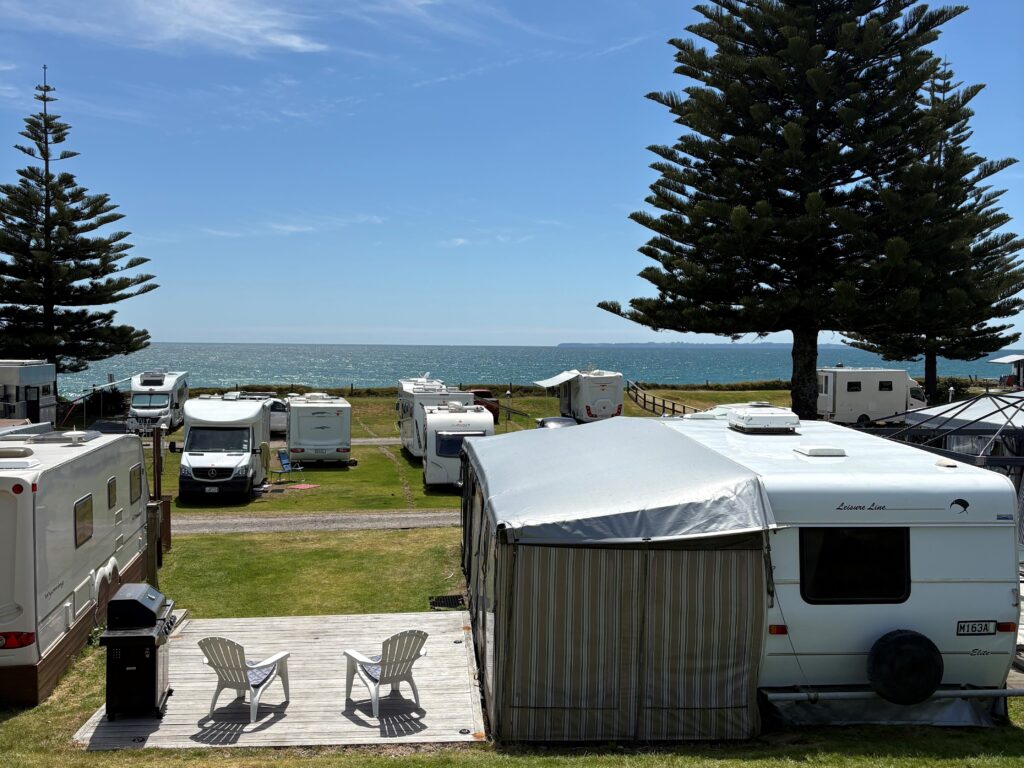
[139,371,167,386]
[0,446,39,469]
[793,445,846,457]
[686,411,718,420]
[728,407,799,434]
[448,401,467,413]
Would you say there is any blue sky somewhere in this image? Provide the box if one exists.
[0,1,1021,346]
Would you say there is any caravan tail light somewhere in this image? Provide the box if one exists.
[615,405,622,416]
[336,448,350,453]
[11,484,23,495]
[997,622,1017,633]
[291,448,305,453]
[585,406,594,418]
[768,625,788,636]
[0,632,35,649]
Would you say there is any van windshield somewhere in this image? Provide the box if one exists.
[132,393,170,408]
[185,427,250,452]
[436,432,485,458]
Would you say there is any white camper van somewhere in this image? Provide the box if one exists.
[0,360,57,424]
[422,403,493,486]
[462,412,1020,740]
[174,399,271,499]
[0,431,149,706]
[126,370,189,434]
[817,367,926,424]
[287,393,353,464]
[396,376,474,458]
[534,369,624,423]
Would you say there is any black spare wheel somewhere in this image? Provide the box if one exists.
[867,629,944,705]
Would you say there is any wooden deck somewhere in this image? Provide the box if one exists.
[73,611,485,750]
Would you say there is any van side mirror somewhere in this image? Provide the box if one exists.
[168,442,177,453]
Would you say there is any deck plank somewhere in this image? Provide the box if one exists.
[73,611,485,750]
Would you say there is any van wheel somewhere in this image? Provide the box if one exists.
[867,629,943,705]
[856,414,871,425]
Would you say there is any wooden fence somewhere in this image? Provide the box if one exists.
[626,381,697,417]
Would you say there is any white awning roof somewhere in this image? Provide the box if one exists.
[904,392,1024,430]
[989,355,1024,364]
[534,370,581,388]
[463,418,775,545]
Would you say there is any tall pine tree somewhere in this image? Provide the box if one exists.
[843,64,1024,402]
[0,72,156,375]
[599,1,964,418]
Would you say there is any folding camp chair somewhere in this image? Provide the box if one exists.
[270,448,305,483]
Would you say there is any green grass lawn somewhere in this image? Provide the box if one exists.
[6,529,1024,767]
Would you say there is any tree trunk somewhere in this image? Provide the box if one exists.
[791,328,819,419]
[924,349,938,403]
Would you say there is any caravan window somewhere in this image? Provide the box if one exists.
[130,463,143,503]
[846,381,862,393]
[436,432,485,458]
[879,380,894,392]
[800,527,909,604]
[74,494,93,548]
[131,393,170,408]
[107,477,117,509]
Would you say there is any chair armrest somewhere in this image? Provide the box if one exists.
[343,648,376,665]
[249,650,290,669]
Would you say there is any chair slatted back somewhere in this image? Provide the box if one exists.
[378,630,428,684]
[277,449,293,472]
[198,636,250,686]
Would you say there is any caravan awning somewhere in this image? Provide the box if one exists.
[989,355,1024,364]
[534,370,581,389]
[463,418,775,545]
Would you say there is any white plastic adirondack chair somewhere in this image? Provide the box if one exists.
[198,636,290,723]
[344,630,428,718]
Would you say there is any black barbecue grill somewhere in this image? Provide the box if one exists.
[100,584,176,719]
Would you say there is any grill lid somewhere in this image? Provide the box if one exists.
[107,583,169,629]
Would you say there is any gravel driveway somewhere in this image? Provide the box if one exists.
[172,509,459,534]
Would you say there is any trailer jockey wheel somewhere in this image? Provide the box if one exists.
[867,629,944,705]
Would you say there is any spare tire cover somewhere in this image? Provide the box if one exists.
[867,629,944,705]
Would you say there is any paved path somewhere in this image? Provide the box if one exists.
[172,509,459,534]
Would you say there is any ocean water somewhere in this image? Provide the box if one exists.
[56,342,1022,396]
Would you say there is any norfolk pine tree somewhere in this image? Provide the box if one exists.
[599,1,965,418]
[844,64,1024,402]
[0,74,156,376]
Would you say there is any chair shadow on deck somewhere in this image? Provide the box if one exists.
[342,693,427,738]
[190,699,289,746]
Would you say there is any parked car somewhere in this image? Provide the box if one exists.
[535,416,577,429]
[268,398,288,433]
[465,388,500,424]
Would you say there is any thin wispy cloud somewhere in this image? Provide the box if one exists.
[0,0,328,55]
[439,237,470,247]
[0,63,16,72]
[203,212,384,238]
[594,35,647,57]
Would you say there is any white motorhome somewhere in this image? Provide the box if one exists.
[287,393,353,464]
[422,403,493,486]
[0,360,57,425]
[0,431,149,706]
[173,399,271,500]
[534,369,624,423]
[817,367,926,424]
[462,412,1020,740]
[126,370,189,434]
[396,376,473,458]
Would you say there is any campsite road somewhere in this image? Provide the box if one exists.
[172,509,459,535]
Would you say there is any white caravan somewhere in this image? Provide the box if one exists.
[534,369,624,423]
[462,412,1020,735]
[174,399,271,499]
[817,367,926,424]
[287,393,353,464]
[422,403,493,486]
[126,370,189,434]
[396,376,474,458]
[0,360,57,425]
[0,431,149,706]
